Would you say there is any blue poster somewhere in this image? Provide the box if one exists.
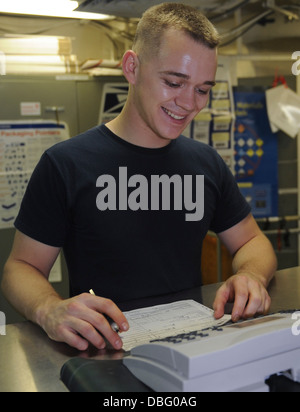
[234,92,278,218]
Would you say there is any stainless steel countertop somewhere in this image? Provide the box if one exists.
[1,266,300,392]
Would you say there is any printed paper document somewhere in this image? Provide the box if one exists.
[121,300,231,351]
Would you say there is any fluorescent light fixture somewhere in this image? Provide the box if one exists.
[0,0,111,20]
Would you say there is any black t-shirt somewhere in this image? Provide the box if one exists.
[15,124,251,303]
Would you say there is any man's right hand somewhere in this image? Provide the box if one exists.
[37,293,129,351]
[1,231,129,352]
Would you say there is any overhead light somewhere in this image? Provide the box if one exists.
[0,0,112,20]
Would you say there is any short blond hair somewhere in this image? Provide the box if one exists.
[132,2,219,59]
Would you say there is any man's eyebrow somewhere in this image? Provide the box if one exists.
[159,71,190,79]
[204,80,216,87]
[159,71,216,86]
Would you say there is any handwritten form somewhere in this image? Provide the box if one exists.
[121,300,231,351]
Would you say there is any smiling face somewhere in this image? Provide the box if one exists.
[123,29,218,148]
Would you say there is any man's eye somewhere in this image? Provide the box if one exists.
[165,80,180,88]
[196,89,209,95]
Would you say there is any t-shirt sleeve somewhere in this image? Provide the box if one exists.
[14,152,70,247]
[209,157,251,234]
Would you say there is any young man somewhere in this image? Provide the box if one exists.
[1,3,277,351]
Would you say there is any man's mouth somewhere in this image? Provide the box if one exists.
[162,107,185,120]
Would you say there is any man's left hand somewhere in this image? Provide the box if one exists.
[213,273,271,322]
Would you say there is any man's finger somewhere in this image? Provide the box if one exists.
[242,289,271,319]
[230,281,249,322]
[87,294,129,333]
[213,283,231,319]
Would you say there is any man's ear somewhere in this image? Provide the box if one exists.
[122,50,139,84]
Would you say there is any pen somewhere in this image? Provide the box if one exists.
[89,289,120,333]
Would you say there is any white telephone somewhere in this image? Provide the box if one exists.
[124,312,300,392]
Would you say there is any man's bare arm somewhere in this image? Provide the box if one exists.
[213,214,277,321]
[1,230,61,322]
[1,230,129,350]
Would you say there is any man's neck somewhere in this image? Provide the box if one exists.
[105,107,172,149]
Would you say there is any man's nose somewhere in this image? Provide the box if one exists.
[175,88,196,112]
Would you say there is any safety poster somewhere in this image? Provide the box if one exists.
[0,121,69,229]
[234,92,278,218]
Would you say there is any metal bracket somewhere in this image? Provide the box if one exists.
[265,0,299,21]
[45,106,65,124]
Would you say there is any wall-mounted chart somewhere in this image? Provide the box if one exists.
[0,121,69,229]
[234,92,278,218]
